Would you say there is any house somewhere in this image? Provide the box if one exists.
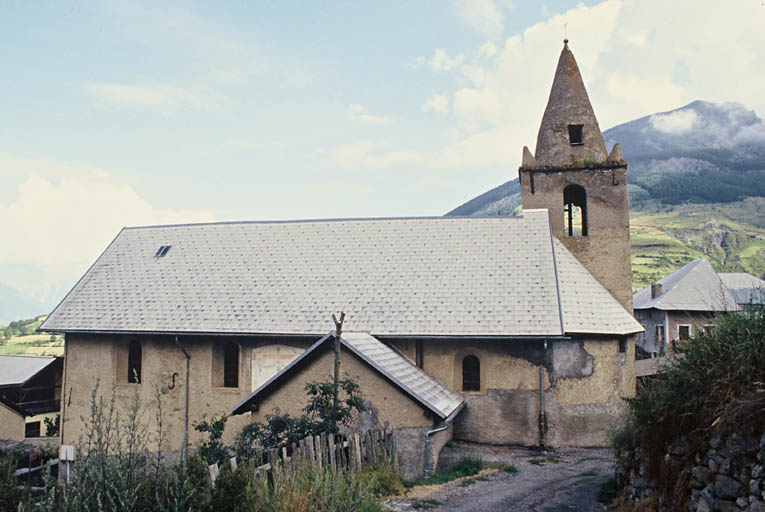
[718,272,765,309]
[39,40,641,477]
[633,259,764,357]
[0,396,26,441]
[0,354,63,439]
[633,259,735,356]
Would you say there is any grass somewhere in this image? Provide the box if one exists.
[403,455,483,488]
[411,498,441,510]
[528,456,563,466]
[501,464,518,474]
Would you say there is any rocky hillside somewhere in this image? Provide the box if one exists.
[446,101,765,290]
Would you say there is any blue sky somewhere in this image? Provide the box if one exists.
[1,0,764,320]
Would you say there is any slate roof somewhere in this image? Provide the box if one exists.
[231,332,464,419]
[0,355,59,388]
[718,272,765,307]
[41,209,641,337]
[633,259,739,312]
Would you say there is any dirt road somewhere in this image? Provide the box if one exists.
[385,446,613,512]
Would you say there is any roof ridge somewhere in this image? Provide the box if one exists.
[122,214,531,231]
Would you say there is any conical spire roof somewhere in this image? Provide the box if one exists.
[534,41,607,167]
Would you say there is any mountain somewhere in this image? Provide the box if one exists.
[607,101,765,206]
[446,101,765,288]
[0,283,49,326]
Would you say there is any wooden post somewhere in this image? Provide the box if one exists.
[331,312,345,434]
[314,434,323,469]
[328,434,337,473]
[353,433,362,469]
[208,463,219,488]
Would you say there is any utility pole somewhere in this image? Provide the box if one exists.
[331,311,345,433]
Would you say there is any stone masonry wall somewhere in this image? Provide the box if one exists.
[618,433,765,511]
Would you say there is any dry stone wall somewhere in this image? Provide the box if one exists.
[618,433,765,511]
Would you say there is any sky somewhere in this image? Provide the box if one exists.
[2,0,765,318]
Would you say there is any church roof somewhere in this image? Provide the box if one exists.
[534,41,608,167]
[633,259,740,312]
[231,331,465,419]
[40,209,641,337]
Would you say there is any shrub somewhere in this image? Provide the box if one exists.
[611,305,765,477]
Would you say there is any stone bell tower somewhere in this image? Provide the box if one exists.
[519,40,632,310]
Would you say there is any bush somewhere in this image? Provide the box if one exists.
[611,305,765,477]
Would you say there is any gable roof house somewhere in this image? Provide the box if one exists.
[633,258,763,357]
[40,41,641,477]
[0,355,63,440]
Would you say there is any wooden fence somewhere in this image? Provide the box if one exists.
[209,426,396,485]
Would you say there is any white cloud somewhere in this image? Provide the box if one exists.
[348,0,765,175]
[427,49,464,72]
[453,0,507,40]
[83,82,228,110]
[650,110,698,134]
[0,157,214,303]
[422,93,450,113]
[347,104,395,126]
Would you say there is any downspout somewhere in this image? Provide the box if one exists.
[424,403,465,477]
[538,338,548,448]
[174,335,191,462]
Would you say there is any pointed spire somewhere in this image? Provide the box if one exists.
[521,146,537,168]
[534,41,607,167]
[608,143,624,163]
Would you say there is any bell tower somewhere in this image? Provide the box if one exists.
[519,40,632,310]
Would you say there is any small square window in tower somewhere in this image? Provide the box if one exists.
[568,124,584,145]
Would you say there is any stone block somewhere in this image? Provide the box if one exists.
[692,466,711,489]
[715,475,743,500]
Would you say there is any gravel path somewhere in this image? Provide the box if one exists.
[385,445,614,512]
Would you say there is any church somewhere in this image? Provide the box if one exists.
[40,41,642,477]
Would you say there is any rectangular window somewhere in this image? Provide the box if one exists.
[568,124,584,145]
[25,421,41,438]
[618,337,627,354]
[678,325,691,341]
[655,325,665,342]
[415,341,424,369]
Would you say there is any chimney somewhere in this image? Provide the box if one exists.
[651,283,663,299]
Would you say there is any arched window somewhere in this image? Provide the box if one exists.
[462,355,480,392]
[563,184,587,237]
[223,342,239,388]
[127,340,142,383]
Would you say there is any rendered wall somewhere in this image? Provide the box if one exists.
[248,346,434,430]
[0,402,25,440]
[391,336,634,447]
[61,333,314,451]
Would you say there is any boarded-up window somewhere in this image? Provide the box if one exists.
[127,340,142,383]
[462,355,480,392]
[223,342,239,388]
